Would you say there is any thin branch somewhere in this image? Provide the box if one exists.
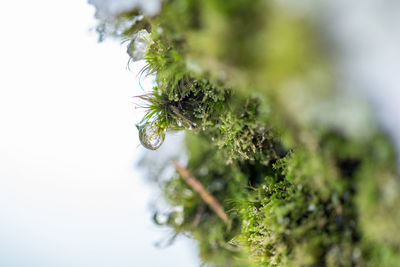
[173,160,231,227]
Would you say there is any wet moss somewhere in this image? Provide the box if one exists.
[97,0,400,266]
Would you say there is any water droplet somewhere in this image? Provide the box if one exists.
[127,29,153,61]
[137,122,165,150]
[308,204,316,212]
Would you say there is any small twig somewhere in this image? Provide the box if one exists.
[173,160,231,227]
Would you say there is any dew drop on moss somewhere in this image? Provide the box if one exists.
[137,122,165,150]
[127,29,153,61]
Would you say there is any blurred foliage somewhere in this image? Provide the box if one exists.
[98,0,400,266]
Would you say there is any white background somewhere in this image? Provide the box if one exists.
[0,1,198,266]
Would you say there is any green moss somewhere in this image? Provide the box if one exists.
[97,0,400,266]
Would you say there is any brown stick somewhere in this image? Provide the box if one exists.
[173,160,231,226]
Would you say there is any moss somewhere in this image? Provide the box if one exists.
[97,0,400,266]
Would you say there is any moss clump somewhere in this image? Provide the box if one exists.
[96,0,400,266]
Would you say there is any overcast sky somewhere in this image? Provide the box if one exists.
[0,1,198,266]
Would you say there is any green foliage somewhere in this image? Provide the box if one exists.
[237,153,362,266]
[98,0,400,266]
